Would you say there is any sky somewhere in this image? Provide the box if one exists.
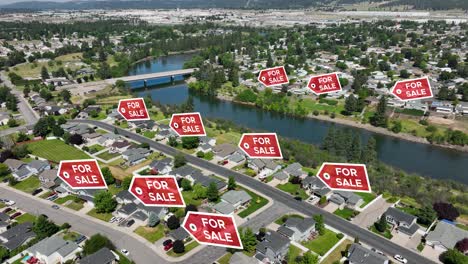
[0,0,71,4]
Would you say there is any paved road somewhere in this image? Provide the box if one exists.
[72,119,436,264]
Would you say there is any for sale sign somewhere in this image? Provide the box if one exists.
[238,133,282,159]
[307,73,342,95]
[170,112,206,137]
[129,176,185,207]
[258,66,289,87]
[118,98,150,121]
[182,212,243,249]
[317,162,371,193]
[391,77,433,101]
[57,159,107,189]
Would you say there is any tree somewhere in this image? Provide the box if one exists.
[60,89,71,102]
[440,249,468,264]
[455,238,468,254]
[181,137,199,149]
[12,145,30,158]
[148,212,159,227]
[93,190,117,213]
[168,136,178,147]
[181,178,192,191]
[400,69,410,78]
[314,214,325,235]
[206,181,219,202]
[227,176,237,190]
[240,228,257,253]
[433,202,460,221]
[196,151,205,158]
[344,95,358,115]
[69,134,84,145]
[370,96,388,127]
[173,240,185,254]
[7,118,18,128]
[362,137,377,164]
[185,204,198,215]
[416,206,436,226]
[0,164,10,177]
[83,234,115,255]
[174,153,186,168]
[375,214,387,233]
[192,183,207,200]
[391,120,402,133]
[33,118,50,137]
[101,167,115,185]
[23,86,30,97]
[33,215,59,239]
[301,251,319,264]
[266,51,274,68]
[166,215,180,230]
[0,247,9,262]
[41,66,49,80]
[122,177,132,190]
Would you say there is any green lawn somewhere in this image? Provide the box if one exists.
[276,182,309,200]
[143,130,157,139]
[63,231,81,241]
[55,195,77,205]
[286,245,303,264]
[167,241,199,257]
[15,213,36,224]
[217,253,233,264]
[334,208,358,220]
[55,195,84,210]
[301,229,340,256]
[116,252,135,264]
[370,225,393,239]
[13,177,40,193]
[238,189,268,218]
[97,150,120,160]
[87,208,113,222]
[27,139,90,162]
[321,239,353,264]
[456,224,468,231]
[203,151,214,161]
[108,184,124,195]
[134,225,165,243]
[39,191,53,199]
[355,192,377,208]
[182,191,203,207]
[88,144,105,152]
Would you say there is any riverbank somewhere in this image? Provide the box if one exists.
[132,50,201,65]
[216,92,468,153]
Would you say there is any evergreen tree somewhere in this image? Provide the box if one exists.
[41,66,49,80]
[148,212,159,227]
[362,137,377,164]
[314,214,325,235]
[266,51,274,68]
[370,96,388,127]
[206,181,219,202]
[348,134,362,162]
[240,228,257,253]
[228,176,237,190]
[344,95,357,115]
[301,251,319,264]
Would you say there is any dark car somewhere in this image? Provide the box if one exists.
[126,219,135,227]
[32,188,43,196]
[163,239,173,246]
[10,212,22,219]
[163,241,173,251]
[75,235,86,244]
[2,208,12,214]
[294,196,302,201]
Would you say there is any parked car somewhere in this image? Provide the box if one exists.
[126,219,135,227]
[2,208,12,213]
[4,200,15,206]
[371,248,384,256]
[294,196,302,201]
[120,249,130,256]
[162,239,173,246]
[10,212,22,219]
[163,241,173,251]
[51,205,60,210]
[394,255,408,263]
[109,217,117,223]
[32,188,43,196]
[75,235,86,244]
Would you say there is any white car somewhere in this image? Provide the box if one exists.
[4,200,15,206]
[121,249,130,256]
[394,255,408,263]
[109,217,117,223]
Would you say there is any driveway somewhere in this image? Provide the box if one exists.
[352,196,392,228]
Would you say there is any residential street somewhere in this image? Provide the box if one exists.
[72,119,437,264]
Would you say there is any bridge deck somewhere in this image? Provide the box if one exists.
[106,68,197,84]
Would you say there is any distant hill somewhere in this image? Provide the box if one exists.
[0,0,466,10]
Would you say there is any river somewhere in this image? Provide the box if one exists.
[127,53,468,184]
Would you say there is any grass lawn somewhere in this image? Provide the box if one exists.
[134,225,165,243]
[143,130,157,139]
[55,195,77,205]
[108,184,124,195]
[202,151,214,161]
[370,225,393,239]
[334,208,358,220]
[63,231,81,241]
[66,201,84,211]
[321,239,352,264]
[276,182,309,200]
[27,139,90,162]
[88,144,105,152]
[456,224,468,231]
[182,191,203,207]
[15,213,36,224]
[39,191,53,199]
[13,177,40,193]
[238,189,268,218]
[301,229,340,256]
[217,253,233,264]
[286,245,303,264]
[167,241,199,257]
[87,208,113,222]
[97,150,120,160]
[356,192,377,208]
[55,195,84,210]
[116,252,134,264]
[275,214,304,225]
[96,129,108,134]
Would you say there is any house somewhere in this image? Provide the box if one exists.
[284,163,307,179]
[82,132,102,145]
[4,159,34,180]
[129,120,156,130]
[384,207,419,236]
[214,190,251,215]
[39,169,60,189]
[230,252,258,264]
[200,136,216,146]
[0,220,9,233]
[0,112,9,125]
[404,101,428,112]
[272,171,288,184]
[197,143,213,154]
[277,217,315,242]
[191,172,227,191]
[329,191,363,209]
[97,133,120,147]
[116,203,138,218]
[213,143,238,160]
[347,243,389,264]
[228,152,246,166]
[426,221,468,252]
[25,236,81,264]
[109,140,131,153]
[172,164,199,178]
[248,159,281,179]
[301,176,332,198]
[79,247,117,264]
[255,231,290,264]
[155,129,176,141]
[136,203,168,220]
[115,190,136,204]
[122,148,152,166]
[169,226,191,243]
[0,222,36,251]
[27,160,50,174]
[148,158,172,175]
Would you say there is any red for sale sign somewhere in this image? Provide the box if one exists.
[307,72,342,95]
[57,159,107,189]
[129,176,185,207]
[238,133,282,159]
[258,66,289,87]
[391,77,433,101]
[317,162,371,193]
[182,212,243,249]
[118,98,150,121]
[170,112,206,137]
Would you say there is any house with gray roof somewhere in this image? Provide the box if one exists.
[426,221,468,251]
[302,176,332,198]
[277,217,315,242]
[384,207,420,236]
[213,201,236,215]
[116,203,138,218]
[228,152,246,165]
[213,190,252,215]
[329,191,363,210]
[191,173,227,191]
[136,203,168,220]
[272,171,288,183]
[347,243,389,264]
[97,133,120,147]
[148,158,172,175]
[27,160,50,174]
[122,148,152,166]
[0,112,10,125]
[169,226,191,242]
[284,162,307,179]
[255,231,290,264]
[4,159,34,180]
[0,222,36,251]
[115,190,136,204]
[213,143,238,160]
[79,247,117,264]
[248,159,281,179]
[39,169,60,189]
[25,236,81,264]
[230,252,258,264]
[172,164,198,178]
[200,136,216,146]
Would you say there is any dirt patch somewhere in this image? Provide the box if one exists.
[107,159,152,180]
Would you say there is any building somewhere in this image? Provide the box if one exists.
[115,190,136,204]
[109,140,131,153]
[384,207,420,236]
[25,236,81,264]
[0,112,9,125]
[116,203,138,218]
[255,231,290,264]
[347,243,389,264]
[79,247,117,264]
[284,163,307,179]
[122,148,152,166]
[277,217,315,242]
[148,158,172,175]
[248,159,281,179]
[39,169,60,189]
[426,221,468,252]
[97,133,120,147]
[230,252,258,264]
[213,190,251,215]
[301,176,332,198]
[169,226,191,243]
[329,191,363,209]
[27,160,50,174]
[0,222,36,251]
[212,143,238,160]
[4,159,34,180]
[272,171,288,184]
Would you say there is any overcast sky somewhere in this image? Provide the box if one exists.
[0,0,71,4]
